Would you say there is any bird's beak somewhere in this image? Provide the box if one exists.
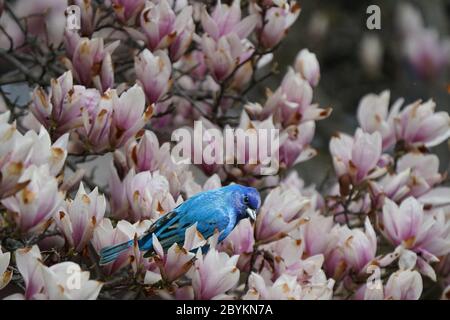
[246,207,257,221]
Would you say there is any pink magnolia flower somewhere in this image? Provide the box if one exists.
[0,115,68,199]
[78,85,152,152]
[189,248,240,300]
[8,0,67,48]
[300,211,334,257]
[262,68,331,126]
[202,33,254,82]
[395,153,444,197]
[4,246,45,300]
[6,247,100,300]
[294,49,320,87]
[31,71,101,135]
[385,269,423,300]
[244,273,302,300]
[148,228,200,283]
[381,197,450,263]
[91,218,152,275]
[135,49,172,104]
[370,153,444,205]
[244,271,333,300]
[55,183,106,252]
[218,218,254,271]
[125,130,160,172]
[122,170,175,221]
[65,37,119,92]
[112,0,145,23]
[357,90,403,150]
[324,218,377,277]
[254,185,310,244]
[201,0,258,41]
[253,1,301,49]
[394,99,450,148]
[279,121,317,168]
[329,129,385,185]
[0,248,11,290]
[404,29,450,80]
[1,165,64,234]
[41,261,103,300]
[138,0,194,61]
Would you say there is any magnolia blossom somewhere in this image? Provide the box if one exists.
[244,272,333,300]
[55,183,106,252]
[0,248,11,290]
[394,99,450,148]
[254,185,310,244]
[31,71,101,135]
[189,248,240,300]
[202,33,254,82]
[135,49,172,104]
[262,68,331,126]
[381,197,450,279]
[279,121,317,168]
[253,1,301,49]
[64,37,119,92]
[385,270,423,300]
[395,153,444,197]
[125,130,160,172]
[138,0,194,61]
[329,129,384,185]
[300,211,334,257]
[145,224,208,284]
[201,0,258,41]
[109,166,176,221]
[1,165,64,234]
[123,129,196,197]
[4,246,44,300]
[0,114,68,199]
[404,28,450,80]
[218,218,254,270]
[91,218,152,275]
[324,218,377,278]
[78,85,152,152]
[112,0,145,23]
[294,49,320,87]
[41,262,103,300]
[7,0,67,48]
[8,247,101,300]
[124,170,175,221]
[357,90,403,150]
[370,152,444,205]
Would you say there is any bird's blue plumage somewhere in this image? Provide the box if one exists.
[99,184,261,265]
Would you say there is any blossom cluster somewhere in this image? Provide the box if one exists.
[0,0,449,300]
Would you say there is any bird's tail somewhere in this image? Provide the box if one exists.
[99,240,134,265]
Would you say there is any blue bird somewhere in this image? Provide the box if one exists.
[99,184,261,265]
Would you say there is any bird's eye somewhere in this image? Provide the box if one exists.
[243,195,249,204]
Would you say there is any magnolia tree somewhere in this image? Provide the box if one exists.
[0,0,449,300]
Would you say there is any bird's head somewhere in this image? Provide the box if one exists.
[227,184,261,221]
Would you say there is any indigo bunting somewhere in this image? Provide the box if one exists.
[99,184,261,265]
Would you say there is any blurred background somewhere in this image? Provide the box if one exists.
[255,0,450,185]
